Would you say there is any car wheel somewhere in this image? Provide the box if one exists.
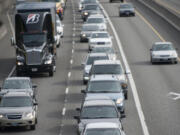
[0,126,5,131]
[83,80,87,85]
[119,13,121,17]
[125,92,128,100]
[49,68,54,77]
[35,118,38,124]
[30,125,36,130]
[110,0,112,3]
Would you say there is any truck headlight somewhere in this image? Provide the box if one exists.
[0,114,4,118]
[45,59,52,65]
[116,98,123,104]
[16,61,24,66]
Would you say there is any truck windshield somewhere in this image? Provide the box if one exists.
[23,33,46,47]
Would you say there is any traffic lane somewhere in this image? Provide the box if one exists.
[0,10,15,82]
[0,1,74,135]
[100,0,180,135]
[61,0,144,135]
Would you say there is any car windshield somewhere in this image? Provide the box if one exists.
[87,18,104,24]
[84,5,98,10]
[2,79,31,89]
[85,128,121,135]
[92,64,122,74]
[87,81,122,93]
[82,25,99,31]
[121,4,133,8]
[153,44,174,51]
[23,33,46,47]
[91,33,108,38]
[83,0,97,4]
[91,47,114,53]
[0,96,32,107]
[81,106,118,118]
[86,56,108,65]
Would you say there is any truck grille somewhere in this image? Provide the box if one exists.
[97,42,105,45]
[160,55,170,57]
[7,114,22,119]
[26,51,42,65]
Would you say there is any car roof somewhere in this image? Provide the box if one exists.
[90,75,119,81]
[5,77,30,81]
[91,31,109,34]
[3,91,31,97]
[92,45,112,49]
[88,14,104,18]
[85,95,111,101]
[88,53,108,57]
[154,42,172,45]
[83,99,115,107]
[86,122,119,129]
[83,23,100,27]
[93,60,121,65]
[87,15,104,19]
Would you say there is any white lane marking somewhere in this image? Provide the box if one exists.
[8,66,16,77]
[62,107,66,116]
[0,27,7,40]
[65,87,69,94]
[72,41,75,44]
[168,92,180,100]
[72,49,74,53]
[7,12,15,37]
[73,27,76,31]
[68,72,71,78]
[99,2,150,135]
[70,59,73,64]
[73,33,76,37]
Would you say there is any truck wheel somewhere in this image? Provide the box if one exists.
[30,125,36,130]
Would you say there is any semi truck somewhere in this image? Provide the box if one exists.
[11,2,57,76]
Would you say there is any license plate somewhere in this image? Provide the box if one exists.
[11,123,18,126]
[32,68,37,72]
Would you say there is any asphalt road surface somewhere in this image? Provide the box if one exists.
[0,0,179,135]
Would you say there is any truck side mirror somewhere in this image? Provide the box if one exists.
[81,89,86,93]
[32,84,37,89]
[10,37,15,46]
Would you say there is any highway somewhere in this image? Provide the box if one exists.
[0,0,179,135]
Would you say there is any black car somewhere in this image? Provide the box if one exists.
[110,0,124,3]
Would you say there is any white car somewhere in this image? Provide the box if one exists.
[150,42,178,64]
[89,31,112,50]
[86,14,107,31]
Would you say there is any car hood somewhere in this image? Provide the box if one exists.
[152,50,177,56]
[86,92,124,100]
[89,38,111,43]
[84,65,92,73]
[0,107,33,114]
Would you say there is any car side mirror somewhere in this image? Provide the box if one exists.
[34,102,38,106]
[76,108,80,111]
[150,48,152,51]
[81,89,86,93]
[120,113,126,119]
[125,69,130,75]
[74,115,80,120]
[121,82,128,90]
[32,84,37,89]
[81,63,85,66]
[62,24,64,27]
[10,37,15,46]
[0,87,1,91]
[110,36,114,39]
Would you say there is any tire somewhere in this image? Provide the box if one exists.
[30,125,36,130]
[110,0,112,3]
[119,13,121,17]
[83,80,87,85]
[49,69,54,77]
[35,118,38,124]
[125,91,128,100]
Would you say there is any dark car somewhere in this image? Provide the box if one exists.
[81,4,101,21]
[119,3,135,17]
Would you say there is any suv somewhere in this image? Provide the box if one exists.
[0,77,37,99]
[82,75,126,113]
[82,53,110,84]
[74,99,125,134]
[0,92,38,130]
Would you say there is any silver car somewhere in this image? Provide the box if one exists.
[0,92,38,130]
[82,122,126,135]
[150,42,178,64]
[74,99,125,134]
[88,31,113,50]
[82,53,110,84]
[0,77,37,99]
[82,75,126,113]
[119,3,135,17]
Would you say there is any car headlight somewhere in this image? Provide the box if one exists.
[82,34,86,37]
[84,12,88,15]
[44,59,52,64]
[0,114,4,118]
[16,61,24,66]
[171,53,177,57]
[25,112,34,119]
[116,98,123,104]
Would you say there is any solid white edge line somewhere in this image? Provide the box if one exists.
[65,87,69,94]
[7,12,15,37]
[99,2,150,135]
[68,72,71,78]
[0,27,7,40]
[8,65,16,77]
